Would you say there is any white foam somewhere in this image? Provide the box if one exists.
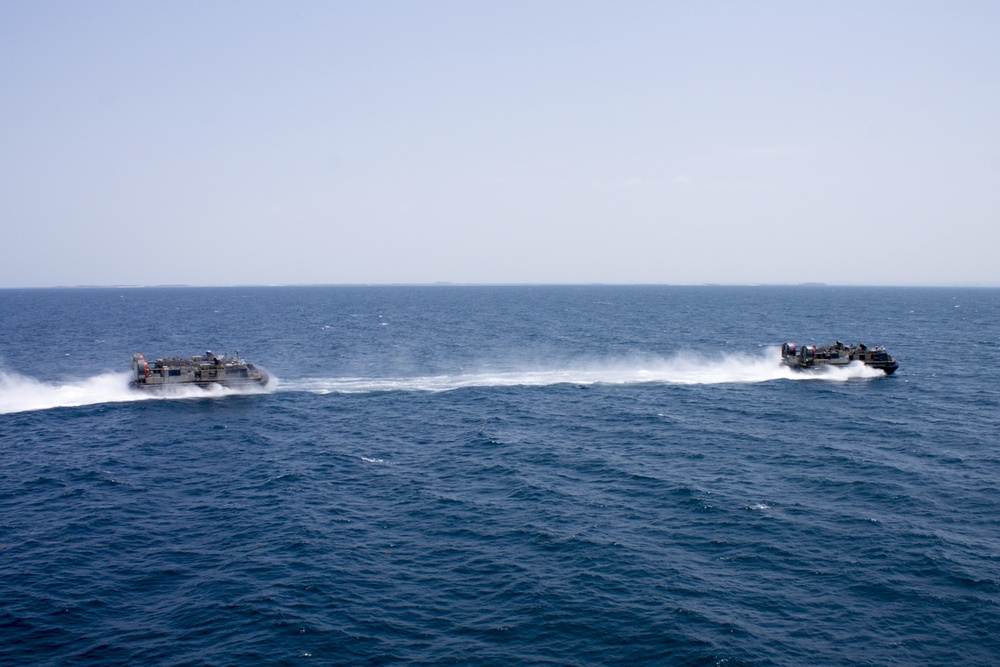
[282,347,886,395]
[0,348,885,412]
[0,369,270,415]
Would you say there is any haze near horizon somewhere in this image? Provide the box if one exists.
[2,2,998,288]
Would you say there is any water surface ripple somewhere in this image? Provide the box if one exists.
[1,286,998,666]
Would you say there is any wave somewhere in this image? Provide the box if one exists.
[283,348,886,395]
[0,370,270,415]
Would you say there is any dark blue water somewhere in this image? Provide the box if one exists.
[2,286,998,666]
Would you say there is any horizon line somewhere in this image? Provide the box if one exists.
[2,281,999,290]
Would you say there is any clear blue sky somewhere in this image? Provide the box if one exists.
[2,2,998,287]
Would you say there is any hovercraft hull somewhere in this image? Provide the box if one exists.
[130,351,268,389]
[780,342,898,375]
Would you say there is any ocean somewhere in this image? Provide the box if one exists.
[1,285,997,666]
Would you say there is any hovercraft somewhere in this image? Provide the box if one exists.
[780,341,898,375]
[130,350,269,388]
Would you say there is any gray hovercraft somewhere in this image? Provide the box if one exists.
[780,341,898,375]
[130,350,269,389]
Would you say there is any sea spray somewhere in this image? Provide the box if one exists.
[0,369,271,415]
[282,347,886,395]
[0,347,885,411]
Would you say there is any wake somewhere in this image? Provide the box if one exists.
[0,349,886,413]
[283,347,885,395]
[0,370,270,415]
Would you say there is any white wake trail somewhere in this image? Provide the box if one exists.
[283,348,885,395]
[0,348,885,412]
[0,370,269,415]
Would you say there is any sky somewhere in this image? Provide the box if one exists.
[1,2,998,288]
